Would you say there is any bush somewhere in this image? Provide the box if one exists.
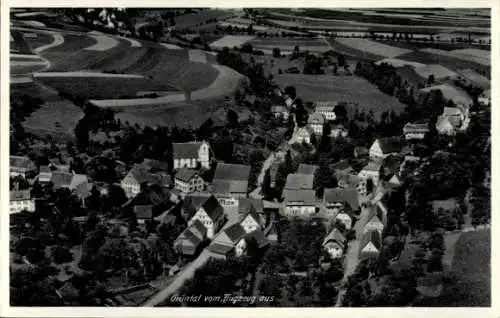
[52,246,74,264]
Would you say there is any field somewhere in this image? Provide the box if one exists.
[376,58,425,68]
[334,38,413,58]
[419,83,473,105]
[374,39,491,52]
[456,69,490,90]
[414,64,457,79]
[21,31,54,51]
[210,35,255,49]
[396,49,490,77]
[275,74,406,119]
[174,10,234,30]
[36,74,180,100]
[10,30,34,54]
[325,38,385,61]
[395,65,426,88]
[420,230,490,306]
[22,99,84,139]
[247,37,330,53]
[11,80,61,101]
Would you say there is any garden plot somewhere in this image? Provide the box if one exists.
[335,38,413,58]
[414,64,457,79]
[188,49,208,63]
[210,35,255,49]
[420,83,473,106]
[85,32,119,51]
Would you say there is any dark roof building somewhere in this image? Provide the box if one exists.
[359,230,382,259]
[297,163,319,176]
[175,168,198,183]
[173,142,205,158]
[133,205,153,219]
[201,195,224,221]
[324,188,360,211]
[214,163,251,181]
[284,173,314,190]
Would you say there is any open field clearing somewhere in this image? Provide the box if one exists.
[275,74,406,119]
[160,43,182,50]
[419,230,490,306]
[11,60,49,75]
[247,37,330,53]
[85,32,120,51]
[457,69,490,90]
[37,74,179,100]
[335,38,412,58]
[11,79,61,101]
[33,72,145,78]
[421,48,490,66]
[119,36,142,48]
[38,34,97,68]
[375,58,425,68]
[219,22,268,31]
[210,35,255,49]
[188,50,208,63]
[10,30,34,54]
[396,50,490,76]
[395,66,426,88]
[174,10,234,30]
[22,99,84,139]
[325,38,384,61]
[414,64,457,79]
[373,39,490,52]
[420,83,473,105]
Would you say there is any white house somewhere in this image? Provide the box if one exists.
[358,162,382,195]
[10,156,37,178]
[209,223,248,258]
[10,190,35,214]
[403,122,430,140]
[188,195,225,239]
[271,105,290,120]
[307,112,326,135]
[174,168,204,194]
[283,189,316,218]
[436,115,456,136]
[314,101,337,121]
[173,141,211,169]
[294,125,315,144]
[358,229,382,260]
[322,228,346,259]
[369,137,403,160]
[240,210,263,234]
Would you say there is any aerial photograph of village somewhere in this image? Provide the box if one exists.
[8,7,491,308]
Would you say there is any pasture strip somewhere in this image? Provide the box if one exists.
[375,58,426,68]
[188,50,208,63]
[10,53,43,60]
[210,35,255,49]
[10,77,34,84]
[414,64,457,79]
[160,43,183,50]
[33,71,144,78]
[336,38,412,58]
[420,48,490,66]
[85,33,119,51]
[33,32,65,53]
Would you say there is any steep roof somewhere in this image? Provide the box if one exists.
[190,219,207,239]
[50,172,73,188]
[307,112,326,125]
[10,190,31,201]
[201,195,224,221]
[375,137,404,154]
[297,163,319,176]
[173,142,204,158]
[10,155,35,169]
[223,223,247,243]
[355,204,387,233]
[271,105,288,113]
[285,173,314,190]
[212,179,248,194]
[128,167,162,185]
[283,189,316,206]
[323,228,346,247]
[323,188,360,211]
[359,229,382,251]
[133,205,153,219]
[175,168,198,183]
[208,243,234,255]
[362,162,382,172]
[214,163,251,181]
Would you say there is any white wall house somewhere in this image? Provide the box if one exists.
[10,190,35,214]
[173,141,211,170]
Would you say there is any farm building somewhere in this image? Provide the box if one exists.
[211,163,251,207]
[359,229,382,260]
[283,189,316,219]
[284,173,314,191]
[10,155,37,178]
[188,195,225,239]
[307,112,326,135]
[403,121,430,140]
[323,188,360,229]
[174,168,204,194]
[314,101,337,121]
[174,219,207,256]
[10,190,36,214]
[293,125,315,144]
[173,141,211,170]
[355,203,387,239]
[209,223,248,259]
[121,167,171,198]
[297,163,319,176]
[323,228,346,259]
[369,137,404,161]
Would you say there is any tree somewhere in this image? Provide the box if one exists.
[427,74,435,86]
[226,109,239,128]
[313,165,337,197]
[337,53,346,67]
[334,103,348,120]
[262,168,272,199]
[284,86,297,99]
[272,47,281,58]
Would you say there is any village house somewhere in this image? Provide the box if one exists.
[336,170,363,194]
[211,163,250,207]
[38,162,71,183]
[330,124,348,138]
[314,101,337,121]
[10,155,37,178]
[358,162,382,195]
[173,141,211,169]
[369,137,404,161]
[271,105,290,120]
[284,173,314,191]
[284,95,295,108]
[354,203,387,239]
[358,229,382,260]
[436,105,470,135]
[10,190,35,214]
[133,205,153,225]
[209,223,248,259]
[239,208,264,234]
[322,228,346,259]
[435,115,457,136]
[188,195,225,239]
[174,168,204,194]
[283,189,317,218]
[123,184,175,221]
[174,219,207,256]
[121,167,171,198]
[293,125,315,144]
[403,121,430,140]
[269,162,280,188]
[307,112,326,135]
[239,198,266,228]
[323,188,360,229]
[50,172,92,203]
[478,89,490,106]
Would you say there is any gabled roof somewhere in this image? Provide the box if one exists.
[323,228,346,247]
[284,173,314,190]
[39,166,51,173]
[173,142,205,158]
[355,204,387,233]
[10,190,31,201]
[323,188,360,211]
[127,167,162,185]
[134,205,153,219]
[296,125,315,136]
[361,162,382,172]
[240,208,262,227]
[374,137,404,154]
[51,172,73,188]
[10,155,35,169]
[212,179,248,194]
[208,243,234,255]
[436,115,455,130]
[245,229,269,248]
[214,163,251,181]
[175,168,198,183]
[191,219,207,239]
[223,223,247,243]
[283,189,316,206]
[200,195,224,221]
[271,105,288,113]
[359,229,382,251]
[307,112,326,125]
[297,163,319,176]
